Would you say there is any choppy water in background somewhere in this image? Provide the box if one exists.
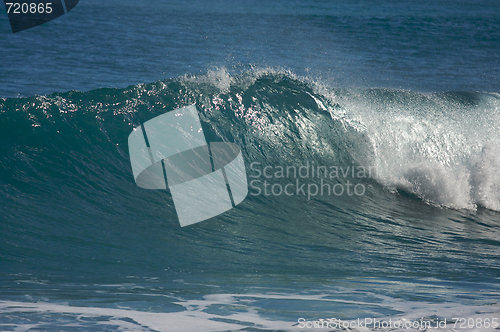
[1,0,500,96]
[1,1,500,331]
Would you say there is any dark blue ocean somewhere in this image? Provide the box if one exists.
[1,1,500,331]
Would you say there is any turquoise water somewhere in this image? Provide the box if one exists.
[1,1,500,331]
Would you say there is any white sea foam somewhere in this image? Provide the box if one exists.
[317,87,500,211]
[1,290,499,332]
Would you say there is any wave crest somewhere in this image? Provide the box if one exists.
[0,68,499,212]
